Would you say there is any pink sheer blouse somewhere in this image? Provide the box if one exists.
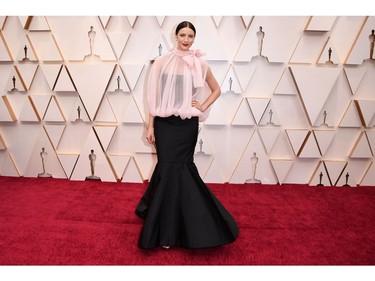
[147,48,212,121]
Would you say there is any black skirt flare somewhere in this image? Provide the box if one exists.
[135,115,239,249]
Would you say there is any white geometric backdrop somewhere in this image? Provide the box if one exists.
[0,16,374,186]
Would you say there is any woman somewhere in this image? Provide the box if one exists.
[135,21,239,249]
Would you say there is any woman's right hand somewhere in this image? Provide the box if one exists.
[146,126,155,144]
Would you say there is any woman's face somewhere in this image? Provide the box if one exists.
[176,27,195,51]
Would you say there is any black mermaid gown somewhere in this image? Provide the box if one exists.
[135,115,239,249]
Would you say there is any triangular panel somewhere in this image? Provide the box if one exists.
[15,63,39,90]
[67,97,90,123]
[70,128,116,182]
[194,129,215,177]
[56,122,91,154]
[0,152,20,176]
[106,31,130,60]
[29,65,52,93]
[133,153,157,181]
[212,16,223,28]
[0,65,13,92]
[274,67,298,95]
[355,100,375,127]
[203,158,226,184]
[240,16,253,29]
[205,92,242,125]
[313,130,335,156]
[193,17,228,61]
[305,16,336,31]
[27,16,50,31]
[107,65,130,93]
[120,64,144,91]
[339,101,363,128]
[291,66,341,125]
[230,130,276,184]
[323,160,347,186]
[230,98,256,126]
[54,65,76,91]
[43,96,65,122]
[367,131,375,154]
[0,134,6,149]
[23,129,66,178]
[360,162,375,186]
[298,132,321,158]
[39,64,62,91]
[285,129,310,156]
[195,129,215,156]
[156,16,166,27]
[4,94,28,120]
[29,95,51,120]
[127,16,138,27]
[28,33,62,62]
[57,154,79,179]
[107,92,133,122]
[5,66,26,91]
[16,37,38,62]
[93,125,117,151]
[0,96,16,121]
[258,127,281,154]
[67,63,115,119]
[350,131,373,158]
[221,65,242,94]
[194,153,215,179]
[246,98,270,125]
[122,97,144,124]
[309,161,331,186]
[317,41,341,65]
[270,159,293,184]
[290,32,329,64]
[345,17,375,64]
[235,16,308,63]
[149,34,170,60]
[122,157,143,183]
[337,159,370,187]
[95,96,117,123]
[108,154,130,181]
[0,32,12,61]
[99,16,110,28]
[344,67,366,94]
[203,125,254,183]
[19,96,40,121]
[43,124,66,150]
[67,18,117,61]
[232,62,257,92]
[259,102,281,126]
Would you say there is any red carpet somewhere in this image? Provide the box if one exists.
[0,176,374,265]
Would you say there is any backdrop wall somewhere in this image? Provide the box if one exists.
[0,16,374,186]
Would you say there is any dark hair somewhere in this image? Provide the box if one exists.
[175,21,196,36]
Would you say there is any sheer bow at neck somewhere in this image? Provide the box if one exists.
[173,49,206,87]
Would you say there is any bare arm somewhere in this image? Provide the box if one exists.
[145,114,155,144]
[192,67,221,112]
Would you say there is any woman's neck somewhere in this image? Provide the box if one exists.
[174,48,191,55]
